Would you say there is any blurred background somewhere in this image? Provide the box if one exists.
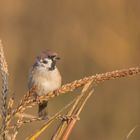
[0,0,140,140]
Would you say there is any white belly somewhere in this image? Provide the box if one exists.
[40,80,61,95]
[29,67,62,96]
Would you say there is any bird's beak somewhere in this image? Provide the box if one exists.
[55,56,60,60]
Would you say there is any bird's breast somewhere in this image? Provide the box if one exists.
[30,68,62,96]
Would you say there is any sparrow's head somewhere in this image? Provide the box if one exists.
[33,50,60,71]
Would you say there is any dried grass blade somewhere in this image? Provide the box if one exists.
[51,82,93,140]
[62,90,93,140]
[26,94,79,140]
[125,125,138,140]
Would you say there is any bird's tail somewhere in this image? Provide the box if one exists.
[38,101,48,119]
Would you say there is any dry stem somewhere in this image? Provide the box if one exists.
[51,82,94,140]
[0,40,9,140]
[12,67,140,117]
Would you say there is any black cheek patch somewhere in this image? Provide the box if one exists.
[49,60,56,71]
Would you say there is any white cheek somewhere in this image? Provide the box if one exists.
[44,58,52,68]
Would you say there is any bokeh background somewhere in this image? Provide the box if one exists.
[0,0,140,140]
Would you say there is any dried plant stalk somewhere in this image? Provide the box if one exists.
[27,95,80,140]
[42,67,140,101]
[51,82,93,140]
[11,67,140,118]
[62,90,93,140]
[0,40,9,140]
[0,41,8,74]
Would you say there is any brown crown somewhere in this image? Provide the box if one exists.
[37,50,58,60]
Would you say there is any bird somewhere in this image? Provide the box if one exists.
[28,51,62,119]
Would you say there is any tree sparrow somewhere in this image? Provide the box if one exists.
[28,51,62,119]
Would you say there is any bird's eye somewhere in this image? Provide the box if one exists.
[42,60,48,64]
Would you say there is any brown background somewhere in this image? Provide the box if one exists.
[0,0,140,140]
